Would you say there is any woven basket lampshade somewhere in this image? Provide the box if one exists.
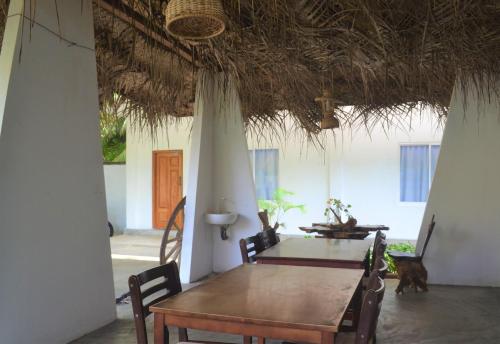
[315,89,340,129]
[165,0,226,40]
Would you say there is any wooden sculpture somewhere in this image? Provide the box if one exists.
[394,260,428,294]
[389,215,436,294]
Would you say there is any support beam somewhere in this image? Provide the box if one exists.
[96,0,195,66]
[418,81,500,287]
[0,1,115,342]
[180,72,261,282]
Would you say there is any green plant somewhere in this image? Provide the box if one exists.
[370,242,416,274]
[100,115,126,163]
[258,188,306,230]
[324,198,352,223]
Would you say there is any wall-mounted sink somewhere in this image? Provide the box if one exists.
[205,212,238,240]
[205,212,238,226]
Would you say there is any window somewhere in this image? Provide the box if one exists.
[249,149,279,200]
[400,144,440,202]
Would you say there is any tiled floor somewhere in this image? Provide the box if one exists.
[72,234,500,343]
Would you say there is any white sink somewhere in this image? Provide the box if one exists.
[205,212,238,226]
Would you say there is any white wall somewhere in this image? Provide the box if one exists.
[104,164,126,232]
[210,76,261,273]
[126,119,192,230]
[247,121,331,235]
[0,1,116,343]
[418,83,500,287]
[127,110,443,239]
[128,116,331,235]
[330,109,444,239]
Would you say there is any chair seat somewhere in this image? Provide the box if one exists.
[387,250,421,261]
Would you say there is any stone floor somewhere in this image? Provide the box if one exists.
[72,234,500,343]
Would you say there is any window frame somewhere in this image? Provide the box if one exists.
[398,142,441,205]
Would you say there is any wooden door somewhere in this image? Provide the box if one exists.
[153,150,183,229]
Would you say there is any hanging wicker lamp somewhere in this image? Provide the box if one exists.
[315,89,340,129]
[165,0,226,40]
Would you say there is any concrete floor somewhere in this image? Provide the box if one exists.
[72,234,500,343]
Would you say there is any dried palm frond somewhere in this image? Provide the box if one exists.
[96,0,499,134]
[2,0,500,136]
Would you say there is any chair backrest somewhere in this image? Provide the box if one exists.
[239,234,265,263]
[370,231,386,269]
[372,257,388,279]
[371,237,387,271]
[356,272,386,344]
[420,214,436,258]
[257,228,280,249]
[129,261,182,344]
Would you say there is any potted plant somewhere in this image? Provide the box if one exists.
[258,188,306,231]
[324,198,357,230]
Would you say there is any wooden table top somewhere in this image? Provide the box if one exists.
[150,264,364,332]
[255,238,372,263]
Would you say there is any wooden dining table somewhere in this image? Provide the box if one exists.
[254,237,372,272]
[150,264,364,344]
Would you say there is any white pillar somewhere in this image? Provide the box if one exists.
[180,72,215,282]
[180,71,260,282]
[418,81,500,286]
[0,1,116,342]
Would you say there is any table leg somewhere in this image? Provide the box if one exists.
[243,336,252,344]
[179,327,188,342]
[351,282,363,329]
[258,337,266,344]
[321,331,335,344]
[154,313,166,344]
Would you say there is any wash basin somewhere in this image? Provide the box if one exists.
[205,212,238,226]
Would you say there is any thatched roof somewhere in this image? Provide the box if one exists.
[2,1,500,133]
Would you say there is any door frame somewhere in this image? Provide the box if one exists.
[152,149,183,230]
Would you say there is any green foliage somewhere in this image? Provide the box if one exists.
[385,242,416,273]
[100,115,126,163]
[258,188,306,230]
[370,242,416,273]
[324,198,352,223]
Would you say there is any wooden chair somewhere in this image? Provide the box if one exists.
[257,228,280,248]
[338,272,386,344]
[388,215,435,262]
[370,231,386,271]
[239,233,266,263]
[388,215,435,293]
[129,261,187,344]
[371,239,387,273]
[372,257,388,280]
[345,257,386,329]
[355,274,385,344]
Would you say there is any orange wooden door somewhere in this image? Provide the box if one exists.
[153,150,183,229]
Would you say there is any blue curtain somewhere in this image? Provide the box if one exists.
[430,145,441,181]
[400,145,429,202]
[254,149,279,200]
